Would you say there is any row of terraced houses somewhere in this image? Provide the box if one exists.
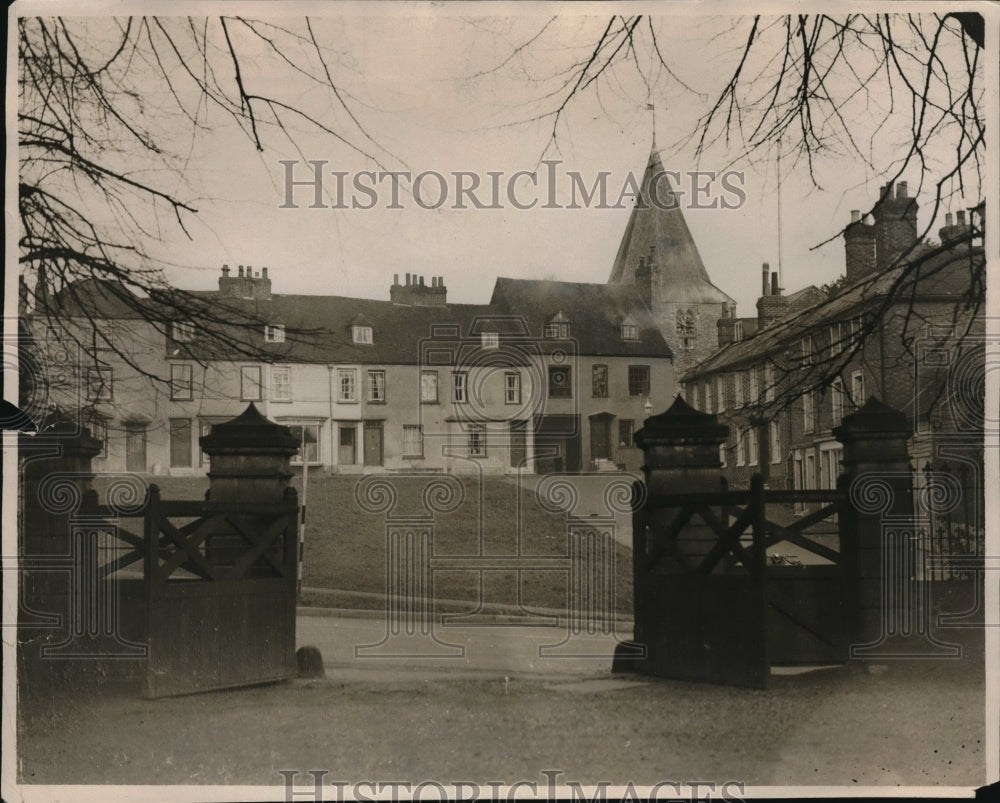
[24,148,985,527]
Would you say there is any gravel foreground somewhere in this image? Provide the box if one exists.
[16,650,985,791]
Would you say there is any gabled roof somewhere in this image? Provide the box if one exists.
[608,146,734,306]
[682,243,983,381]
[490,277,672,358]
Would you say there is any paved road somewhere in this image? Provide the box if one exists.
[297,609,638,682]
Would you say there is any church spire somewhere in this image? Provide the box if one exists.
[608,145,728,303]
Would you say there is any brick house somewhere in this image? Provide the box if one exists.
[680,183,985,560]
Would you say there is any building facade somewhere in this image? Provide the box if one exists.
[680,183,985,549]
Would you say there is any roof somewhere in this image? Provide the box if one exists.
[683,242,983,381]
[607,146,735,306]
[489,277,672,358]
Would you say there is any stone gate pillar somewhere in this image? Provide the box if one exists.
[199,403,299,503]
[834,397,958,658]
[199,404,300,573]
[613,395,730,673]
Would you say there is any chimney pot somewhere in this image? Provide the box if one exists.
[881,182,893,200]
[850,210,861,223]
[762,263,770,296]
[771,272,779,296]
[262,267,268,278]
[238,266,244,277]
[394,273,399,286]
[945,212,953,226]
[222,264,230,277]
[406,273,411,286]
[897,181,908,199]
[420,275,425,286]
[957,210,966,226]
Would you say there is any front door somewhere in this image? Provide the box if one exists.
[363,421,383,466]
[339,425,356,465]
[125,424,147,472]
[590,414,613,461]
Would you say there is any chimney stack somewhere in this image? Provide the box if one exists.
[873,180,918,271]
[391,273,448,306]
[756,262,788,329]
[220,262,271,300]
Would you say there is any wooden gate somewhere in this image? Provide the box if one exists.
[143,485,299,698]
[632,475,848,688]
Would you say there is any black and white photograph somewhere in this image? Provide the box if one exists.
[3,2,997,800]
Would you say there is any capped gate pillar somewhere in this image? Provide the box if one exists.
[614,395,730,674]
[833,396,953,657]
[634,394,729,497]
[199,403,299,504]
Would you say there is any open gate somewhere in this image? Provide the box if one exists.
[143,485,299,698]
[631,474,848,688]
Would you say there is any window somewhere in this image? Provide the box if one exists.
[87,367,113,402]
[749,367,759,403]
[367,370,386,402]
[748,427,758,466]
[170,363,193,401]
[704,381,713,414]
[736,429,747,466]
[352,325,373,344]
[716,376,726,413]
[800,336,814,370]
[505,372,521,404]
[544,313,571,339]
[620,319,640,341]
[94,320,114,350]
[452,371,468,403]
[338,368,357,402]
[831,378,845,422]
[770,421,781,463]
[851,371,865,408]
[265,324,286,343]
[733,372,744,407]
[169,418,193,468]
[619,419,635,448]
[288,422,322,465]
[804,391,815,433]
[764,363,775,402]
[468,425,486,456]
[719,442,727,468]
[592,365,609,398]
[481,332,499,349]
[171,321,194,342]
[87,416,108,458]
[548,365,572,398]
[421,370,438,403]
[403,424,423,457]
[628,365,650,397]
[271,366,292,402]
[240,366,262,401]
[733,320,744,342]
[828,323,842,355]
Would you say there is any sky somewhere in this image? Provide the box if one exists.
[16,7,986,317]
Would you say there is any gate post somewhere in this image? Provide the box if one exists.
[199,403,299,504]
[834,397,958,658]
[613,395,731,675]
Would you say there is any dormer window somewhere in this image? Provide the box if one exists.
[544,312,571,339]
[171,321,195,342]
[352,325,373,344]
[264,324,285,343]
[481,332,499,349]
[620,314,639,341]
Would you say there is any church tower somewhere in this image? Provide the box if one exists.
[608,146,734,375]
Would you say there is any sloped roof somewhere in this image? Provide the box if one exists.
[489,278,672,358]
[682,243,982,381]
[49,279,148,319]
[608,146,734,306]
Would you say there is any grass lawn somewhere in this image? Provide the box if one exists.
[105,474,634,615]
